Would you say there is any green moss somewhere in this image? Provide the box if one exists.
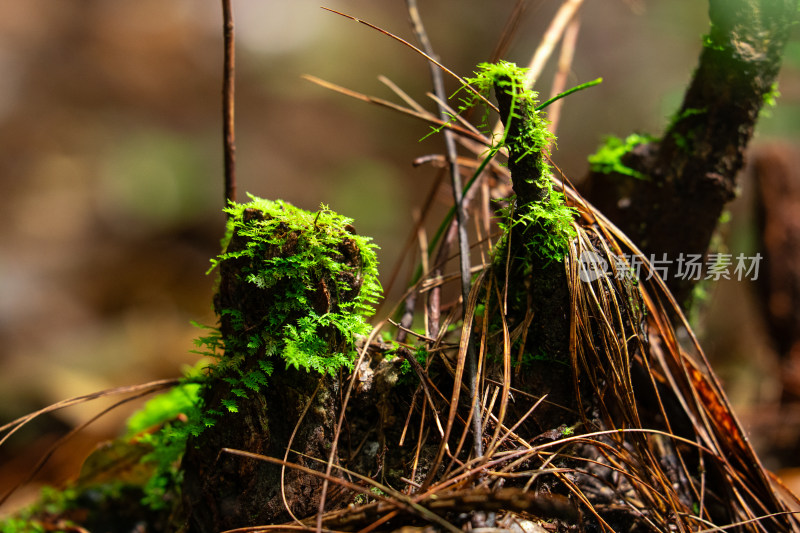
[0,518,44,533]
[459,61,577,263]
[588,133,654,180]
[665,106,707,152]
[397,345,428,381]
[463,61,556,173]
[116,196,383,511]
[126,372,203,438]
[211,195,382,375]
[670,107,708,127]
[702,32,726,52]
[190,195,380,480]
[0,487,79,532]
[762,82,780,117]
[420,61,592,265]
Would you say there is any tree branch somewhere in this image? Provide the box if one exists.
[584,0,797,306]
[222,0,237,209]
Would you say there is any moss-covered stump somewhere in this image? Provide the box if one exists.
[467,62,580,432]
[178,197,380,532]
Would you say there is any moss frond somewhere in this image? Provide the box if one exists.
[588,133,654,180]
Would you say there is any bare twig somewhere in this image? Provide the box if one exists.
[0,378,180,506]
[522,0,584,88]
[489,0,532,64]
[406,0,483,461]
[546,14,581,138]
[302,75,486,145]
[222,0,236,209]
[321,8,496,112]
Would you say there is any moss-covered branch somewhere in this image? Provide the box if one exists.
[458,61,576,264]
[585,0,798,306]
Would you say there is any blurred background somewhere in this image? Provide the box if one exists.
[1,0,799,512]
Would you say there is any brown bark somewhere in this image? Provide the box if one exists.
[492,77,580,433]
[753,145,800,381]
[749,144,800,467]
[584,0,797,307]
[178,208,361,532]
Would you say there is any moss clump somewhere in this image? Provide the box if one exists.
[0,487,79,533]
[174,196,383,527]
[464,61,557,173]
[588,133,654,180]
[116,196,382,512]
[764,82,781,108]
[211,195,381,377]
[463,61,577,263]
[124,367,205,510]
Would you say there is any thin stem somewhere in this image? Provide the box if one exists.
[535,77,601,112]
[546,15,581,139]
[491,0,583,140]
[489,0,531,64]
[406,0,483,460]
[522,0,584,89]
[222,0,237,210]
